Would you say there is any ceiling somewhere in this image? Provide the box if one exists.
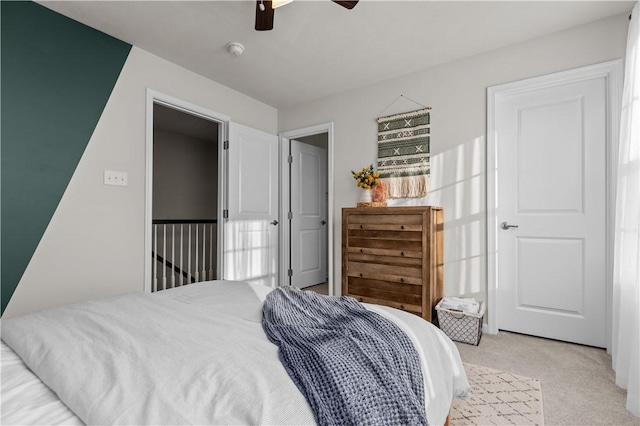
[39,1,634,109]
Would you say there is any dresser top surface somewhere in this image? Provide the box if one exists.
[342,206,442,214]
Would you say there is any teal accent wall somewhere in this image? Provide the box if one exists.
[1,2,131,315]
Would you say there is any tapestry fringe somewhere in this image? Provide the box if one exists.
[383,175,429,199]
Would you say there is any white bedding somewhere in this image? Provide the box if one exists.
[1,280,469,425]
[1,340,83,425]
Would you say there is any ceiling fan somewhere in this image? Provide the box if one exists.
[255,0,359,31]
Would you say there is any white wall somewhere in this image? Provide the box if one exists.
[278,14,629,308]
[4,47,278,317]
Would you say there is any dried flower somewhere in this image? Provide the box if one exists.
[351,164,380,189]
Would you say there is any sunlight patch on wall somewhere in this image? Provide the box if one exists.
[389,136,486,298]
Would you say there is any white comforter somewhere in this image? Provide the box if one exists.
[1,280,469,425]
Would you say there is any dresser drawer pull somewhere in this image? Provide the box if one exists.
[400,305,405,310]
[360,273,363,277]
[360,224,364,229]
[400,251,405,256]
[401,225,405,230]
[360,249,364,253]
[358,297,363,302]
[400,278,405,283]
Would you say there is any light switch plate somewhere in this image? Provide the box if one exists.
[104,170,128,186]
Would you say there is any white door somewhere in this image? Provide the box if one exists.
[495,74,607,347]
[224,122,279,287]
[290,140,327,288]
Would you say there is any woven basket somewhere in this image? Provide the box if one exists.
[435,300,485,345]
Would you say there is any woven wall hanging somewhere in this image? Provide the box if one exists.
[376,107,431,198]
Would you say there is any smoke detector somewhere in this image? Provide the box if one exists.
[226,42,244,56]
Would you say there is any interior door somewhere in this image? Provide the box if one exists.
[495,74,607,347]
[290,140,327,288]
[224,122,279,287]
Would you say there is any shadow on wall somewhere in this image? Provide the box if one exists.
[389,136,486,301]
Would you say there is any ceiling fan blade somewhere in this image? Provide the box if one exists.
[255,1,274,31]
[331,0,359,9]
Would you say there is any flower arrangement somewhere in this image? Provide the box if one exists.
[351,164,380,189]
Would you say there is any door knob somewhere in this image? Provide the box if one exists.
[321,220,327,225]
[271,220,279,226]
[500,222,519,230]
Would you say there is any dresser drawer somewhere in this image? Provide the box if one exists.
[348,252,422,267]
[348,276,422,293]
[348,214,424,226]
[348,229,422,241]
[347,276,422,313]
[347,261,422,284]
[347,247,422,258]
[350,294,422,315]
[348,238,422,252]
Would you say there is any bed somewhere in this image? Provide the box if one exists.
[1,280,469,425]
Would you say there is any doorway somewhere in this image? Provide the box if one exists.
[487,61,622,347]
[280,124,334,295]
[144,90,229,293]
[150,104,219,291]
[290,135,328,290]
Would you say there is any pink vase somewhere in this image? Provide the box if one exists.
[372,181,387,203]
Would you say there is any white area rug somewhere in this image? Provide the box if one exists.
[451,363,544,425]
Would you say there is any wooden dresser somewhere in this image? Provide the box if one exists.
[341,206,443,322]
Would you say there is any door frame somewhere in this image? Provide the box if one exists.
[144,89,230,292]
[279,123,334,294]
[486,60,623,346]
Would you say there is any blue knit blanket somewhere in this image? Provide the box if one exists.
[262,287,428,426]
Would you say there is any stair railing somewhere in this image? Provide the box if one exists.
[151,219,217,292]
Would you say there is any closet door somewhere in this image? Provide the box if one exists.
[225,122,279,287]
[494,71,607,347]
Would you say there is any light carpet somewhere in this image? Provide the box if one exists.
[451,363,544,425]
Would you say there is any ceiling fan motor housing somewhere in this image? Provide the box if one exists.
[255,0,358,31]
